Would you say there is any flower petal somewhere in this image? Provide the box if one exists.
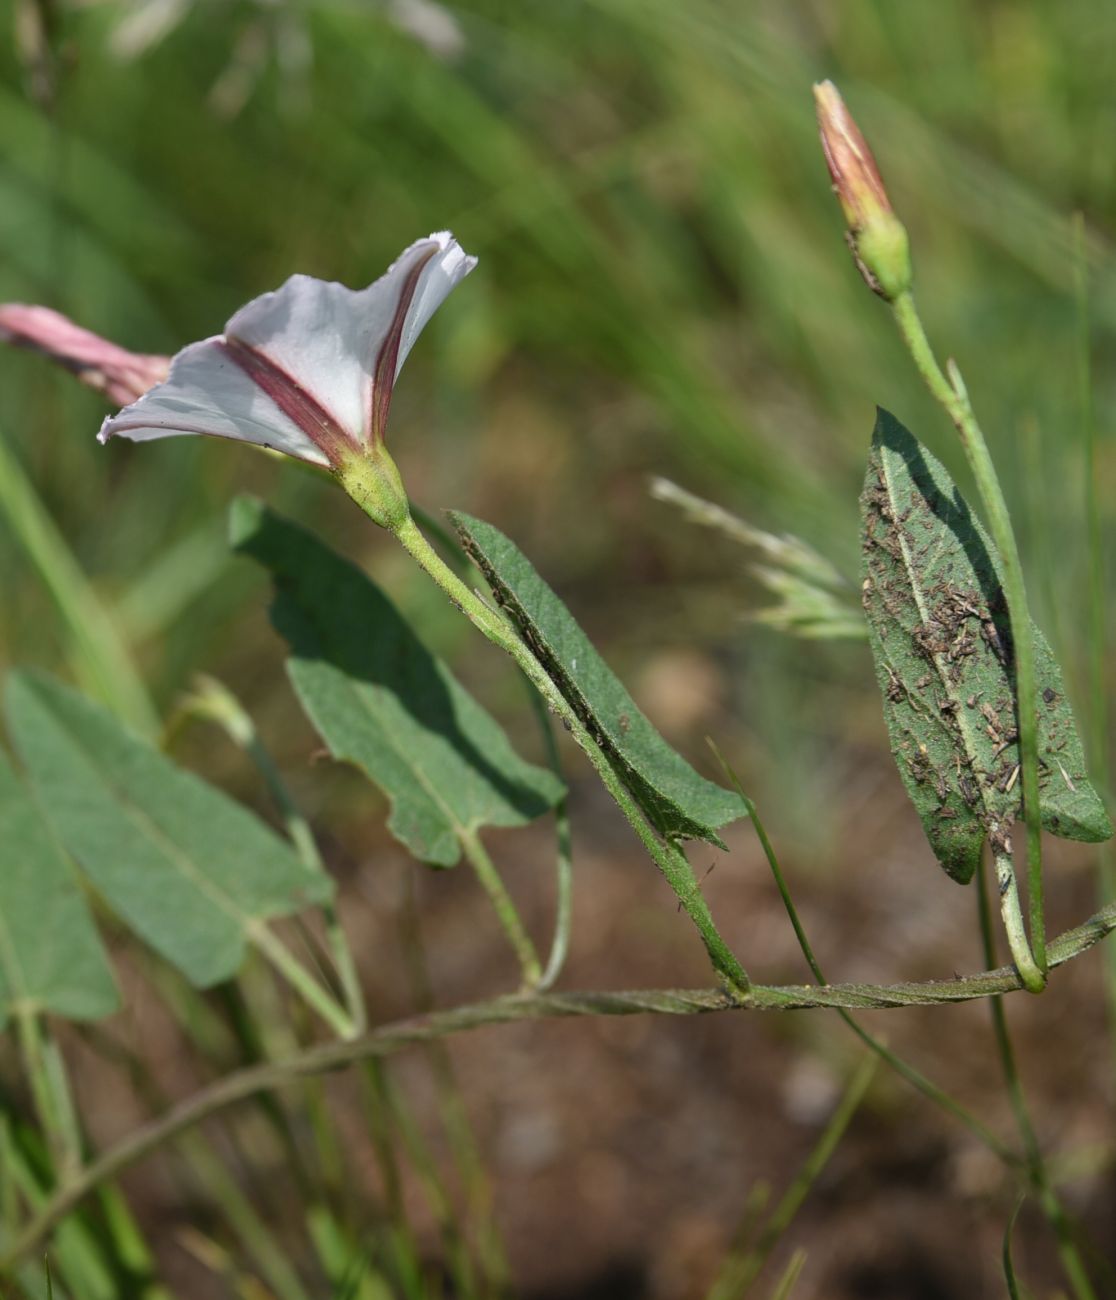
[98,231,476,465]
[99,337,331,466]
[224,231,477,447]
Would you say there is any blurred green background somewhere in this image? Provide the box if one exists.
[4,0,1115,839]
[2,0,1113,842]
[1,3,1114,1293]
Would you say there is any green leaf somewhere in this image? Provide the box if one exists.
[449,511,746,846]
[861,409,1111,884]
[229,497,564,868]
[0,749,118,1027]
[4,672,332,987]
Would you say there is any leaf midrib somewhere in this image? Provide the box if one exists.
[879,448,998,833]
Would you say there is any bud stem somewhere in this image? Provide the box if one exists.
[892,290,1047,990]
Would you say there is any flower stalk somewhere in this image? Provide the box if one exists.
[892,296,1047,990]
[815,81,1047,991]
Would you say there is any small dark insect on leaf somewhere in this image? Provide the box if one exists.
[860,409,1111,885]
[451,511,747,845]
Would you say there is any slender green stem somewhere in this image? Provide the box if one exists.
[174,678,369,1033]
[994,851,1046,996]
[390,510,749,993]
[458,829,542,987]
[249,924,357,1041]
[1002,1193,1027,1300]
[1072,214,1116,1049]
[407,516,572,991]
[539,795,573,992]
[15,1008,82,1182]
[976,863,1096,1300]
[6,895,1116,1275]
[523,680,573,991]
[707,1054,877,1299]
[892,291,1046,987]
[710,745,1019,1166]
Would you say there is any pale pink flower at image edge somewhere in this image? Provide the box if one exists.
[0,304,171,406]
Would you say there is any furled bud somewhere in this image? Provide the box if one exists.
[813,80,912,302]
[0,304,170,405]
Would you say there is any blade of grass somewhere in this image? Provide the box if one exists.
[0,430,156,736]
[1003,1192,1027,1300]
[975,861,1097,1300]
[705,1054,877,1299]
[706,740,1019,1165]
[769,1248,807,1300]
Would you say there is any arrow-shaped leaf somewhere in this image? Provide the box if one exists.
[861,409,1111,884]
[0,748,118,1027]
[230,497,564,868]
[450,511,746,846]
[5,671,332,987]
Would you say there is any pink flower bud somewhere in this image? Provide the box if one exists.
[813,81,912,301]
[0,305,170,406]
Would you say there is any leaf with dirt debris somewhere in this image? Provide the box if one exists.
[860,409,1111,884]
[450,511,746,847]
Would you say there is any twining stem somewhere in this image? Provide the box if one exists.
[390,511,750,994]
[5,896,1115,1274]
[892,291,1046,989]
[994,851,1046,996]
[976,863,1096,1300]
[458,829,542,987]
[719,754,1018,1165]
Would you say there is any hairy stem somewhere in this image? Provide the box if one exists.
[893,292,1046,989]
[390,510,749,993]
[994,850,1046,996]
[4,897,1113,1273]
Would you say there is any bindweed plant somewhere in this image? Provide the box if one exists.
[0,80,1113,1298]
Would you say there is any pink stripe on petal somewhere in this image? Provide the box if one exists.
[370,244,438,445]
[221,337,357,465]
